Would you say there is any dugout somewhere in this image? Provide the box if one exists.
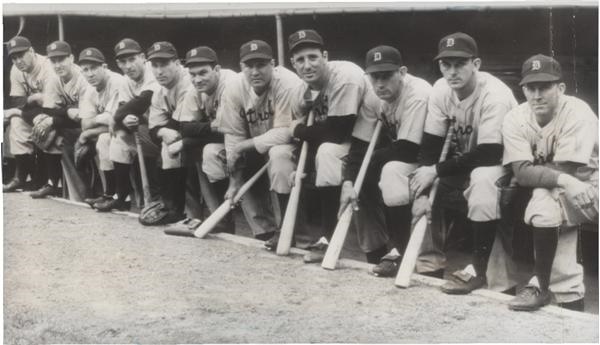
[2,3,598,274]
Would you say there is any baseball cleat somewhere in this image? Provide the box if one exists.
[440,268,486,295]
[30,184,58,199]
[3,178,23,193]
[84,195,112,208]
[303,239,328,264]
[508,285,551,311]
[371,255,402,278]
[95,198,130,212]
[263,232,280,251]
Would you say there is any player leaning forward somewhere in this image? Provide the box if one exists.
[409,32,518,291]
[217,40,304,240]
[503,54,598,311]
[341,45,432,273]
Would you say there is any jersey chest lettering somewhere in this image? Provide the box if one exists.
[240,99,274,125]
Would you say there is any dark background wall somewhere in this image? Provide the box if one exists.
[3,6,598,110]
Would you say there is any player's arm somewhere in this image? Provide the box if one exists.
[148,93,179,144]
[114,90,153,125]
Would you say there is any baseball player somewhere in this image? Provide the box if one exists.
[502,54,597,311]
[94,38,161,212]
[146,41,193,224]
[216,39,304,240]
[76,47,128,209]
[286,29,384,263]
[3,36,53,193]
[409,32,518,293]
[174,46,237,231]
[340,45,432,275]
[29,40,90,199]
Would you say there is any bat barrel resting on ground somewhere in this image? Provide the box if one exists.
[321,120,383,270]
[395,123,453,288]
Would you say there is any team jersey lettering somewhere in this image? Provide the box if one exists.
[240,99,274,124]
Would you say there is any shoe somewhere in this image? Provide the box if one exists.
[263,232,280,251]
[508,285,552,311]
[420,268,445,279]
[3,178,23,193]
[440,268,486,295]
[84,195,112,208]
[95,198,130,212]
[371,255,402,277]
[30,184,58,199]
[303,239,328,264]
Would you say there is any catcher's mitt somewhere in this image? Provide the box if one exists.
[139,200,170,226]
[74,140,96,170]
[32,114,57,150]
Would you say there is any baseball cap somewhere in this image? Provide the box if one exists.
[114,38,142,59]
[239,40,272,63]
[519,54,562,86]
[434,32,478,60]
[365,45,403,73]
[47,41,72,58]
[7,36,32,56]
[78,47,106,64]
[185,46,218,66]
[288,29,324,53]
[147,41,178,60]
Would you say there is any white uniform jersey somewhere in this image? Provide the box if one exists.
[425,71,517,154]
[9,53,53,98]
[502,95,598,180]
[219,66,303,138]
[42,64,90,109]
[354,73,431,145]
[148,66,192,129]
[79,71,127,120]
[178,68,237,123]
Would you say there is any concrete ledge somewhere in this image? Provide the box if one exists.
[47,195,598,322]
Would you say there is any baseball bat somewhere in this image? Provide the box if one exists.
[134,131,152,206]
[276,110,315,255]
[321,120,382,270]
[395,124,453,288]
[193,161,270,238]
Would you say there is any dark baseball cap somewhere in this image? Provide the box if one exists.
[114,38,142,59]
[147,41,178,60]
[239,40,272,63]
[434,32,478,60]
[288,29,324,53]
[47,41,72,58]
[365,45,403,73]
[78,47,105,64]
[7,36,32,56]
[519,54,562,86]
[185,46,218,66]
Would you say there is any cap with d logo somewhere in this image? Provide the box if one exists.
[147,41,178,60]
[288,29,324,53]
[185,46,218,66]
[239,40,272,63]
[365,45,403,73]
[114,38,142,59]
[434,32,478,60]
[519,54,562,86]
[47,40,72,58]
[78,47,105,64]
[7,36,32,56]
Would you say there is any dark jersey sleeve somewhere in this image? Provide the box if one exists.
[293,114,356,146]
[436,143,503,177]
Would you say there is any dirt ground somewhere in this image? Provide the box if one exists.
[3,193,599,344]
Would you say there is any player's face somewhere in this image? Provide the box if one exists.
[11,49,35,73]
[189,64,220,94]
[49,55,74,79]
[241,59,274,93]
[151,58,179,87]
[438,57,479,90]
[368,69,404,102]
[523,82,565,117]
[80,63,107,88]
[116,53,146,82]
[291,47,328,85]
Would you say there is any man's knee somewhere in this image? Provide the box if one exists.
[524,188,562,227]
[379,161,416,206]
[315,142,347,187]
[202,143,227,182]
[96,133,114,171]
[465,166,505,221]
[268,144,295,194]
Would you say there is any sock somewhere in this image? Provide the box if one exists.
[14,154,33,182]
[171,168,187,216]
[471,220,498,277]
[366,245,388,264]
[114,162,132,202]
[46,153,62,187]
[277,193,290,222]
[532,226,559,291]
[103,169,116,196]
[319,186,341,241]
[386,205,412,254]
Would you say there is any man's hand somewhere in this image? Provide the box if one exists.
[338,180,359,218]
[409,165,437,199]
[559,174,598,217]
[27,93,43,106]
[224,178,243,207]
[67,108,80,121]
[412,194,433,227]
[158,127,181,145]
[123,114,139,131]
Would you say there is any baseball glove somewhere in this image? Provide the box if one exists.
[139,200,171,226]
[74,140,96,170]
[32,114,57,150]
